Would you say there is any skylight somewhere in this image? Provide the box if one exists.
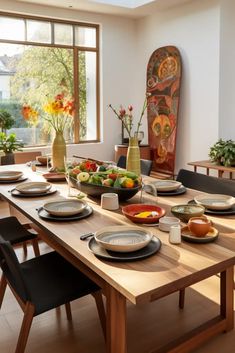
[90,0,155,9]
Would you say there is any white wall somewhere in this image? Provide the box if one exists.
[0,0,224,173]
[0,0,137,161]
[219,0,235,140]
[135,0,220,173]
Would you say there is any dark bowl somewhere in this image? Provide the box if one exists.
[69,177,141,201]
[171,204,205,223]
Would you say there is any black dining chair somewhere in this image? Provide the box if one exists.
[176,169,235,196]
[176,169,235,309]
[0,216,40,310]
[0,236,105,353]
[117,155,152,176]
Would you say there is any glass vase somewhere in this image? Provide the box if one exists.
[126,137,141,175]
[52,131,66,171]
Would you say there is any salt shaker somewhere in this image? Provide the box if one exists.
[169,225,181,244]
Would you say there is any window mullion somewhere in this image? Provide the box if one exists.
[73,47,79,143]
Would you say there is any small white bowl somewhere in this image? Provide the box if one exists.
[159,216,180,232]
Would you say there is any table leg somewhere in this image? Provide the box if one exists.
[220,266,234,331]
[106,285,127,353]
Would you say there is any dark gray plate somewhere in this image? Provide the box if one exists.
[0,176,28,184]
[188,199,235,215]
[157,186,187,196]
[10,187,57,197]
[38,205,93,221]
[88,236,161,261]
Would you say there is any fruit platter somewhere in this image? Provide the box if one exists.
[67,159,142,201]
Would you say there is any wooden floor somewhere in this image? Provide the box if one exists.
[1,200,235,353]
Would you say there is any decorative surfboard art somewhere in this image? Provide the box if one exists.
[146,46,182,176]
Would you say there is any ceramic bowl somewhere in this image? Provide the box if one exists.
[171,204,205,223]
[69,177,141,201]
[36,156,50,165]
[188,216,212,237]
[0,171,23,181]
[194,194,235,210]
[43,199,87,216]
[122,204,166,224]
[148,180,182,192]
[15,182,52,194]
[94,225,153,252]
[159,216,181,232]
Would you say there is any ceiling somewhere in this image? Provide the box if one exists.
[15,0,194,18]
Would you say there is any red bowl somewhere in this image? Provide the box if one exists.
[122,204,166,224]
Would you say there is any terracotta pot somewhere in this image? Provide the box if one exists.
[51,131,66,171]
[188,216,211,237]
[126,137,141,175]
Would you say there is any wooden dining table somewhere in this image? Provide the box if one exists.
[1,164,235,353]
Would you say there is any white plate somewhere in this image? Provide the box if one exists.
[94,225,153,253]
[194,194,235,210]
[147,180,182,192]
[0,171,23,181]
[16,182,52,194]
[43,200,87,216]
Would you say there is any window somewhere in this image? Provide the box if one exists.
[0,13,100,146]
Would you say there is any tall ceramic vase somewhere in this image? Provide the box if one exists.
[126,136,141,175]
[52,131,66,171]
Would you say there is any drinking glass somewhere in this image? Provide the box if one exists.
[64,157,79,197]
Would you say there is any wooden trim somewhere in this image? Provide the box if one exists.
[0,11,99,30]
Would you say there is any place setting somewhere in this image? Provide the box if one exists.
[143,179,187,197]
[85,225,162,261]
[188,193,235,215]
[181,216,219,244]
[37,199,93,221]
[9,181,57,197]
[0,170,28,183]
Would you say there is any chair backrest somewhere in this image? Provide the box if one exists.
[117,155,152,176]
[140,159,153,176]
[14,151,42,164]
[0,236,30,302]
[176,169,235,196]
[117,155,126,169]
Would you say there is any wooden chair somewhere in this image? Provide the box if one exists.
[9,150,42,254]
[0,236,105,353]
[117,155,153,176]
[176,169,235,308]
[0,217,40,311]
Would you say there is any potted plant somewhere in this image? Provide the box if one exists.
[209,139,235,167]
[0,132,24,165]
[0,109,15,133]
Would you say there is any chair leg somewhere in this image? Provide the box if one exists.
[0,274,7,309]
[65,302,72,321]
[92,290,106,339]
[15,302,35,353]
[179,289,185,309]
[32,239,40,257]
[22,242,28,257]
